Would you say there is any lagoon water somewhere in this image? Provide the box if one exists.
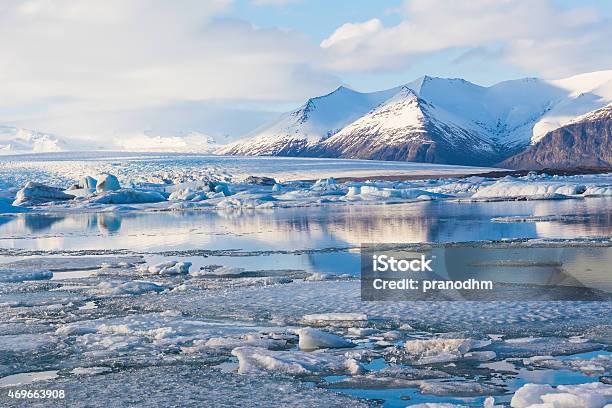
[1,197,611,407]
[1,197,610,275]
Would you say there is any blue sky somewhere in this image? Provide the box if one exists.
[228,0,612,89]
[1,0,612,144]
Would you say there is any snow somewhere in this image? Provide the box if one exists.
[321,86,496,160]
[295,327,355,351]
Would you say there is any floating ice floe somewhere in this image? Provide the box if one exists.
[89,189,167,204]
[183,333,290,353]
[139,261,191,275]
[471,180,587,200]
[418,380,505,397]
[12,182,74,206]
[231,346,362,376]
[0,268,53,282]
[295,328,355,351]
[510,382,611,408]
[403,338,492,365]
[88,280,165,296]
[523,354,611,375]
[70,367,112,376]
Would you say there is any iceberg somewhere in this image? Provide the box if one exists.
[90,189,167,204]
[12,182,74,206]
[96,173,121,192]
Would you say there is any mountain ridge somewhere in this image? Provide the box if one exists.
[221,70,612,167]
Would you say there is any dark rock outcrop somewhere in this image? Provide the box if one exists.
[500,106,612,169]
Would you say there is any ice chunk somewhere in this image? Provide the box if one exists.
[584,186,612,196]
[295,328,355,351]
[71,367,112,376]
[463,351,497,361]
[96,173,121,192]
[207,266,245,276]
[88,280,165,296]
[0,268,52,282]
[419,380,505,397]
[141,261,191,275]
[403,338,491,365]
[244,176,276,186]
[231,346,358,376]
[304,272,335,281]
[168,188,208,202]
[511,384,556,407]
[347,327,379,336]
[12,182,74,206]
[90,189,167,204]
[184,333,289,352]
[471,180,584,199]
[79,176,97,190]
[510,382,611,408]
[541,392,605,408]
[312,177,338,191]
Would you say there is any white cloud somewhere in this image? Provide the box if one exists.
[320,19,383,50]
[320,0,612,76]
[0,0,339,140]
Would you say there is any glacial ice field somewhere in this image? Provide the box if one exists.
[0,154,611,407]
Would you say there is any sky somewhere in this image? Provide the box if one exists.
[1,0,612,147]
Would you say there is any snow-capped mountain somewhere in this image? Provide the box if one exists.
[222,70,612,167]
[311,87,500,165]
[0,125,66,154]
[500,103,612,169]
[217,85,400,156]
